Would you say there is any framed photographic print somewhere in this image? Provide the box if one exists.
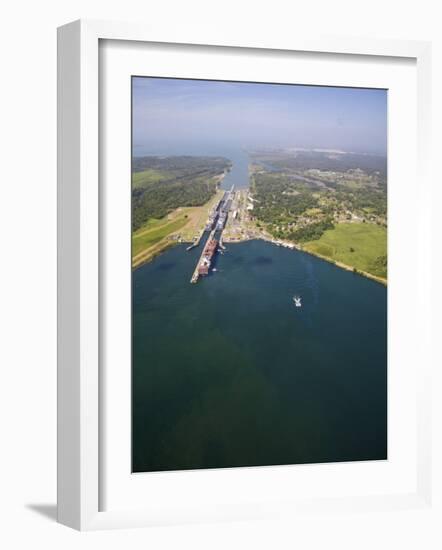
[57,20,434,530]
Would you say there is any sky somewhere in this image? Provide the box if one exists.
[132,77,387,155]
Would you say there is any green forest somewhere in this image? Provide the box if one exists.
[132,156,230,231]
[250,151,387,280]
[251,161,387,245]
[252,173,319,226]
[287,219,335,242]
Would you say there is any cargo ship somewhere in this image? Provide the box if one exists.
[197,238,218,276]
[216,212,227,230]
[205,208,219,231]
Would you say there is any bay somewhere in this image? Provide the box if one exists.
[132,148,387,471]
[132,144,387,472]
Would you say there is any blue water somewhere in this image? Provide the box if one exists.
[132,146,387,472]
[220,149,249,190]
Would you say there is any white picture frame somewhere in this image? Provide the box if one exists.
[57,19,434,531]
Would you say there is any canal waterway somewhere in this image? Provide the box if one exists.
[132,147,387,472]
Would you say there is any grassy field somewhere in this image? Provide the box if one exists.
[303,223,387,280]
[132,169,168,189]
[178,190,224,241]
[132,190,224,269]
[132,215,189,258]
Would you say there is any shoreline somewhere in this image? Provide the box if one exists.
[224,232,387,286]
[132,173,227,270]
[132,239,178,270]
[134,226,387,285]
[298,245,387,286]
[134,230,387,286]
[133,166,387,285]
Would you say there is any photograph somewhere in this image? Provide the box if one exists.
[131,76,388,473]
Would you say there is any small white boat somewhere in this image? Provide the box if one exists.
[293,295,302,307]
[212,268,217,272]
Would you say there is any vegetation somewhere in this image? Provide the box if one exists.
[132,156,230,231]
[249,150,387,280]
[133,178,216,230]
[250,149,387,178]
[132,169,168,189]
[133,155,230,175]
[132,215,189,257]
[132,192,225,269]
[251,173,319,235]
[287,219,334,242]
[334,185,387,217]
[131,150,388,280]
[303,223,387,279]
[369,254,387,279]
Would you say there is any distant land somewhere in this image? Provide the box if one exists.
[249,148,387,283]
[131,148,387,283]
